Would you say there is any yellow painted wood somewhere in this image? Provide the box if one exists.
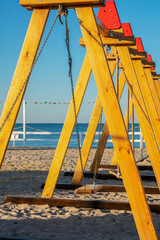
[72,59,116,184]
[42,52,91,197]
[90,69,126,172]
[80,36,135,47]
[0,9,50,169]
[126,87,130,131]
[20,0,105,9]
[106,50,146,60]
[76,8,157,239]
[111,99,132,165]
[133,60,160,147]
[72,94,102,184]
[117,46,160,191]
[154,80,160,101]
[144,68,160,115]
[132,103,135,156]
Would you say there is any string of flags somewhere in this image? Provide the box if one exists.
[0,101,95,105]
[25,101,96,105]
[0,100,124,105]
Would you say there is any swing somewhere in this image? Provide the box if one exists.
[75,112,103,194]
[75,184,103,194]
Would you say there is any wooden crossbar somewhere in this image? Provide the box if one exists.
[64,171,156,181]
[53,184,160,194]
[4,196,160,214]
[0,236,47,240]
[20,0,105,9]
[79,36,135,47]
[142,60,156,68]
[98,164,153,171]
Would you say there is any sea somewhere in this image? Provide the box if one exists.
[10,123,144,148]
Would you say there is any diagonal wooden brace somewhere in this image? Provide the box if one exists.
[0,9,50,168]
[75,7,157,240]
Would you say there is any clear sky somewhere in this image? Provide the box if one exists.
[0,0,160,123]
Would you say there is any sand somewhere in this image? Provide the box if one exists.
[0,147,160,239]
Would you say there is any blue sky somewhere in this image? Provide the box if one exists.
[0,0,160,123]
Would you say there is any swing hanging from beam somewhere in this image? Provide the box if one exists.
[1,0,160,239]
[75,111,103,194]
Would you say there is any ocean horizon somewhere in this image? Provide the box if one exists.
[11,123,143,148]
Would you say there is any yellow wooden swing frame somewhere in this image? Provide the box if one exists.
[0,0,160,239]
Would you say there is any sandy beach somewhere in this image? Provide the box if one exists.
[0,147,160,239]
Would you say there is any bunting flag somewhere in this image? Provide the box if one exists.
[25,101,96,105]
[0,100,124,105]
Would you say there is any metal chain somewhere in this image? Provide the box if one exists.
[78,18,103,47]
[78,17,110,187]
[114,47,121,177]
[0,5,63,132]
[93,111,102,187]
[78,17,110,61]
[65,13,86,187]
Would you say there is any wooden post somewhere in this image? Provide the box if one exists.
[117,46,160,190]
[0,9,50,169]
[90,69,126,173]
[154,80,160,101]
[144,68,160,114]
[74,8,157,239]
[126,87,130,132]
[132,103,135,156]
[111,98,132,165]
[42,52,91,197]
[132,59,160,148]
[72,59,116,184]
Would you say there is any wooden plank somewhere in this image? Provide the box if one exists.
[142,60,155,68]
[80,36,135,47]
[107,50,147,60]
[0,236,48,240]
[4,196,160,214]
[54,183,160,194]
[144,68,160,116]
[75,9,157,237]
[72,58,116,185]
[99,164,153,171]
[154,77,160,80]
[111,98,132,165]
[131,58,160,183]
[117,45,160,191]
[64,171,156,181]
[0,9,50,169]
[90,69,127,173]
[132,103,135,155]
[154,80,160,101]
[133,58,160,122]
[42,53,91,198]
[20,0,105,9]
[128,48,147,58]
